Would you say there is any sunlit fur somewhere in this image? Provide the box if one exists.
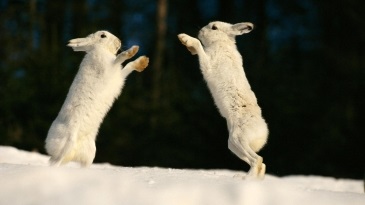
[178,21,268,179]
[45,30,149,167]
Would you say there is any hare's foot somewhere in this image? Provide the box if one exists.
[232,160,265,180]
[258,163,266,179]
[49,156,62,167]
[133,56,149,72]
[178,33,200,55]
[246,156,265,179]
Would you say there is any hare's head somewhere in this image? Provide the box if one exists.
[67,30,121,54]
[198,21,253,47]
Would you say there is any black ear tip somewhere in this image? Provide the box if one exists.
[247,24,254,31]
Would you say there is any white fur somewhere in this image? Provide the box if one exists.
[45,30,149,167]
[178,21,268,179]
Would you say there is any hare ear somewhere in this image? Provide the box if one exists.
[67,38,92,52]
[231,23,254,35]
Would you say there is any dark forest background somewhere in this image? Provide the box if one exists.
[0,0,364,179]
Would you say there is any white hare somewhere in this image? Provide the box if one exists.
[45,30,149,167]
[178,21,268,179]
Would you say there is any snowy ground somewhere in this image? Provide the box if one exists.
[0,146,363,205]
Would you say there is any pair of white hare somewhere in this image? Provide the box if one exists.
[45,21,268,179]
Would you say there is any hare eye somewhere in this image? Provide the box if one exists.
[212,25,218,30]
[101,34,107,38]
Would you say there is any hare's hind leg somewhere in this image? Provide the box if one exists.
[77,136,96,167]
[115,46,139,64]
[258,162,266,178]
[228,134,265,179]
[247,156,265,179]
[47,123,79,167]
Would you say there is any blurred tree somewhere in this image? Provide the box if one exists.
[151,0,167,127]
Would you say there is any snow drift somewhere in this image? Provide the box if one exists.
[0,146,363,205]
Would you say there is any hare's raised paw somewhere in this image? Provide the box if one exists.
[134,56,149,72]
[177,33,190,45]
[178,34,199,55]
[116,46,139,64]
[125,46,139,58]
[178,34,197,47]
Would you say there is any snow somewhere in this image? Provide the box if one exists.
[0,146,363,205]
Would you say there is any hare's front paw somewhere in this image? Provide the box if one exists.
[118,46,139,59]
[125,46,139,58]
[133,56,149,72]
[178,33,199,55]
[115,46,140,64]
[178,34,197,47]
